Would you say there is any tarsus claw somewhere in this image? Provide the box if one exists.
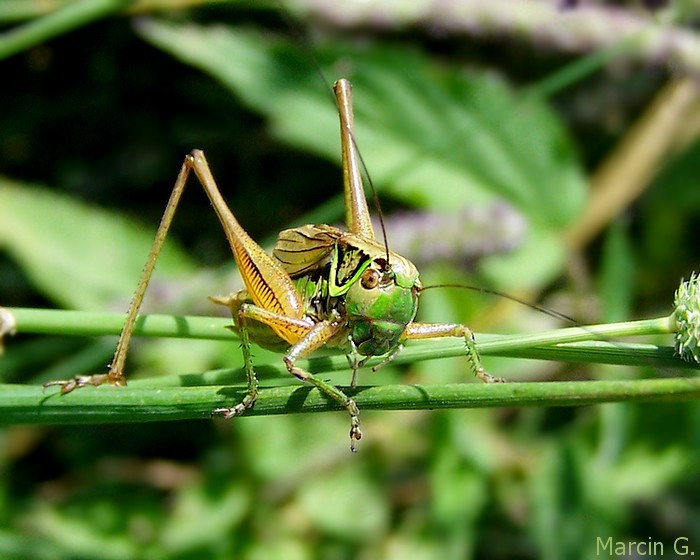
[42,372,126,394]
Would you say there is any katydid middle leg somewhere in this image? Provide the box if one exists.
[212,302,363,451]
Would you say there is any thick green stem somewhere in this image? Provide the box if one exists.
[5,307,235,340]
[3,377,700,425]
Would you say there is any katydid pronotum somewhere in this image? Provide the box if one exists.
[46,79,504,451]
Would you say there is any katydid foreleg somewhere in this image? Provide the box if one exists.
[282,319,363,451]
[403,322,506,384]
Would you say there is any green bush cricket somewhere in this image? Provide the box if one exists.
[45,79,504,451]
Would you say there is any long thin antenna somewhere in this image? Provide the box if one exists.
[420,283,581,325]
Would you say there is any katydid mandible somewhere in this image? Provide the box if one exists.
[46,79,503,451]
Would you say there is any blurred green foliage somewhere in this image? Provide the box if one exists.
[1,1,699,559]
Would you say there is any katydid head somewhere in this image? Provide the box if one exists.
[343,251,421,356]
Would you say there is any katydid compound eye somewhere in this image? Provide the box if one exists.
[361,269,380,289]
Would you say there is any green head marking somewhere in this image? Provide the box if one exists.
[344,251,421,356]
[328,243,372,297]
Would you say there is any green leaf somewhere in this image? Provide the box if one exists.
[0,178,196,310]
[136,19,587,289]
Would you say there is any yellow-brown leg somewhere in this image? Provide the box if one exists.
[44,153,199,393]
[403,322,506,384]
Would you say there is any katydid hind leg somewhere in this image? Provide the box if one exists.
[188,150,306,332]
[44,153,199,393]
[334,79,375,240]
[46,149,306,395]
[403,322,507,384]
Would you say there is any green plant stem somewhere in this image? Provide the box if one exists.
[0,0,133,61]
[2,377,700,425]
[3,307,676,340]
[2,307,692,370]
[6,307,235,340]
